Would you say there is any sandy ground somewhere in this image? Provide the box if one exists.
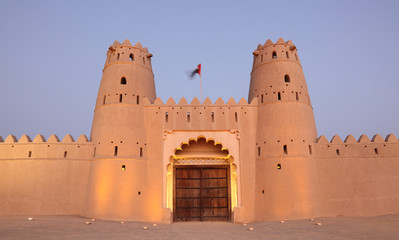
[1,215,399,240]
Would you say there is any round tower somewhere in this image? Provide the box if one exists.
[250,38,318,221]
[85,39,156,221]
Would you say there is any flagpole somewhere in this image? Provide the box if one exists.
[200,73,202,103]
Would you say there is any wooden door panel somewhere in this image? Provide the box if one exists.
[202,178,228,188]
[202,188,228,198]
[201,198,228,208]
[176,179,201,188]
[174,166,230,222]
[202,207,229,217]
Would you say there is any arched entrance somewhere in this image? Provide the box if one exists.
[167,137,237,222]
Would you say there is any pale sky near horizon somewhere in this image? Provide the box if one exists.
[0,0,398,141]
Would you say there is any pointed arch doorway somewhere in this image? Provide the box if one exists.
[169,137,236,222]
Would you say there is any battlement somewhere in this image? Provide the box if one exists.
[104,39,153,69]
[314,133,399,158]
[142,96,257,106]
[0,134,93,160]
[252,37,301,70]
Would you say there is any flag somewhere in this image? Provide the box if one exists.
[190,64,201,78]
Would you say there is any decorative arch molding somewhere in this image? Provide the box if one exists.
[162,130,242,221]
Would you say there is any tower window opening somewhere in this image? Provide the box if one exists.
[235,112,238,122]
[336,149,340,156]
[295,54,298,61]
[165,112,169,122]
[284,74,291,83]
[374,148,379,155]
[277,164,282,170]
[114,146,118,156]
[272,51,277,59]
[296,92,299,101]
[211,112,214,122]
[129,54,134,61]
[143,57,145,64]
[93,147,96,157]
[119,94,123,103]
[283,145,287,155]
[278,92,281,100]
[261,55,263,62]
[103,95,106,105]
[117,53,120,60]
[258,147,261,156]
[261,94,264,103]
[309,145,312,155]
[121,77,127,85]
[187,112,191,122]
[137,95,140,104]
[64,151,67,158]
[28,151,32,158]
[286,51,289,59]
[121,165,126,171]
[140,147,143,157]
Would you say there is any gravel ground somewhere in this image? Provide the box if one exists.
[1,214,399,240]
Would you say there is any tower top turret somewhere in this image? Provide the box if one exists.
[105,39,153,70]
[252,37,301,71]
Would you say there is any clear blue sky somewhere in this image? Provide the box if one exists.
[0,0,398,141]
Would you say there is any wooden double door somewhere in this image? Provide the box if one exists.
[173,165,231,221]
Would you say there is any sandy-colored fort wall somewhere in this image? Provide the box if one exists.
[313,134,399,217]
[0,134,92,216]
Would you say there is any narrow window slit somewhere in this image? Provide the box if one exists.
[286,51,289,59]
[121,77,126,85]
[284,74,290,82]
[64,151,67,158]
[119,94,122,103]
[277,164,282,170]
[165,112,169,122]
[140,147,143,157]
[258,147,261,156]
[278,92,281,100]
[374,148,379,155]
[296,92,299,100]
[114,146,118,156]
[137,95,139,104]
[122,165,126,171]
[283,145,288,155]
[187,112,190,122]
[103,95,106,105]
[309,145,312,155]
[235,112,238,122]
[28,151,32,158]
[211,112,214,122]
[336,149,340,156]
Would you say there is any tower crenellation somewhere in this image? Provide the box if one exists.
[105,40,153,70]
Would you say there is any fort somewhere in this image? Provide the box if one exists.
[0,38,398,223]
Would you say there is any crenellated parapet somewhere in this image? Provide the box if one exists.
[105,39,153,71]
[314,133,399,158]
[252,37,301,70]
[0,134,93,160]
[141,96,257,131]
